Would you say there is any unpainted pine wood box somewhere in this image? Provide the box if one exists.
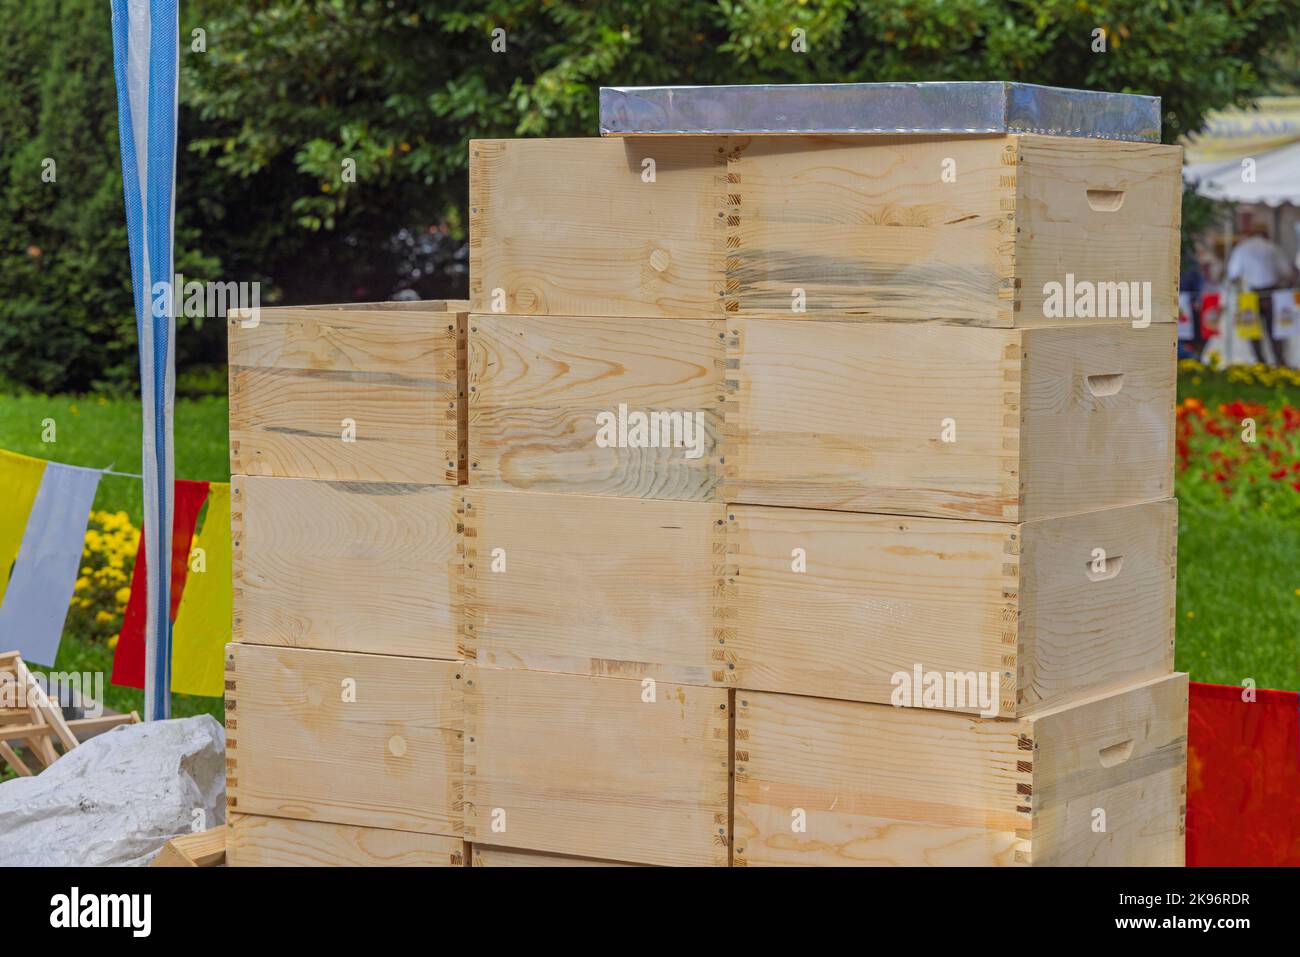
[225,644,463,835]
[734,673,1188,867]
[463,666,732,867]
[470,845,643,867]
[461,488,727,686]
[468,313,726,502]
[730,497,1178,716]
[468,314,1175,522]
[228,300,468,484]
[462,488,1175,716]
[227,814,466,867]
[232,475,460,659]
[469,135,1181,325]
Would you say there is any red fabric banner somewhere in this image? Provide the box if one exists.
[111,479,210,690]
[1187,680,1300,866]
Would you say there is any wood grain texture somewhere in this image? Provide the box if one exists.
[469,135,1180,324]
[463,666,732,867]
[469,314,725,499]
[1028,672,1187,866]
[735,688,1028,867]
[734,673,1186,867]
[150,827,226,867]
[468,315,1174,521]
[730,504,1019,715]
[1018,499,1177,713]
[729,499,1175,716]
[462,488,727,685]
[470,845,642,867]
[227,814,465,867]
[225,644,463,835]
[228,301,467,484]
[232,476,460,659]
[728,134,1015,322]
[470,138,726,318]
[1015,136,1182,326]
[1019,323,1175,520]
[725,318,1021,518]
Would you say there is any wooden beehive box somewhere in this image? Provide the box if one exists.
[225,644,464,836]
[463,666,732,867]
[462,489,1175,716]
[227,814,466,867]
[231,475,461,659]
[228,300,468,484]
[469,136,1180,324]
[729,497,1177,715]
[468,314,1175,521]
[460,489,725,686]
[734,673,1188,866]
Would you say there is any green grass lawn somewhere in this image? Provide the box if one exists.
[0,392,229,736]
[0,392,229,526]
[1174,363,1300,691]
[1176,504,1300,690]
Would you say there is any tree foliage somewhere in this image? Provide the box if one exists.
[4,0,1300,392]
[0,0,217,393]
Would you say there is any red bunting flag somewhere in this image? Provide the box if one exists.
[111,480,210,690]
[1186,681,1300,866]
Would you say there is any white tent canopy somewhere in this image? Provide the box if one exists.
[1184,136,1300,207]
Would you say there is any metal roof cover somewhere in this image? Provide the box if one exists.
[599,82,1161,142]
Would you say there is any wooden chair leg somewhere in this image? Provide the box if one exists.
[0,740,33,776]
[16,659,78,752]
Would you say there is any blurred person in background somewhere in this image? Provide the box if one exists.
[1226,225,1293,363]
[1179,246,1204,358]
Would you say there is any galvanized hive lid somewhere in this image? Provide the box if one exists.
[599,82,1161,142]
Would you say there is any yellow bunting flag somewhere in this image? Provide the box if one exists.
[1237,292,1262,340]
[0,449,49,607]
[170,483,232,697]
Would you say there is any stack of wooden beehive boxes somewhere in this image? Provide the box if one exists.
[224,300,470,866]
[462,123,1186,866]
[225,87,1189,866]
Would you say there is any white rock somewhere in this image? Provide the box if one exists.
[0,714,225,866]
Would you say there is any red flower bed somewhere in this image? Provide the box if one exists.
[1176,397,1300,515]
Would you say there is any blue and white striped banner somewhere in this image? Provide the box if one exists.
[110,0,179,721]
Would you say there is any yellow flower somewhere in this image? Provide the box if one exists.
[94,610,114,624]
[103,512,133,533]
[74,576,90,592]
[107,634,119,650]
[115,587,131,605]
[1186,611,1195,619]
